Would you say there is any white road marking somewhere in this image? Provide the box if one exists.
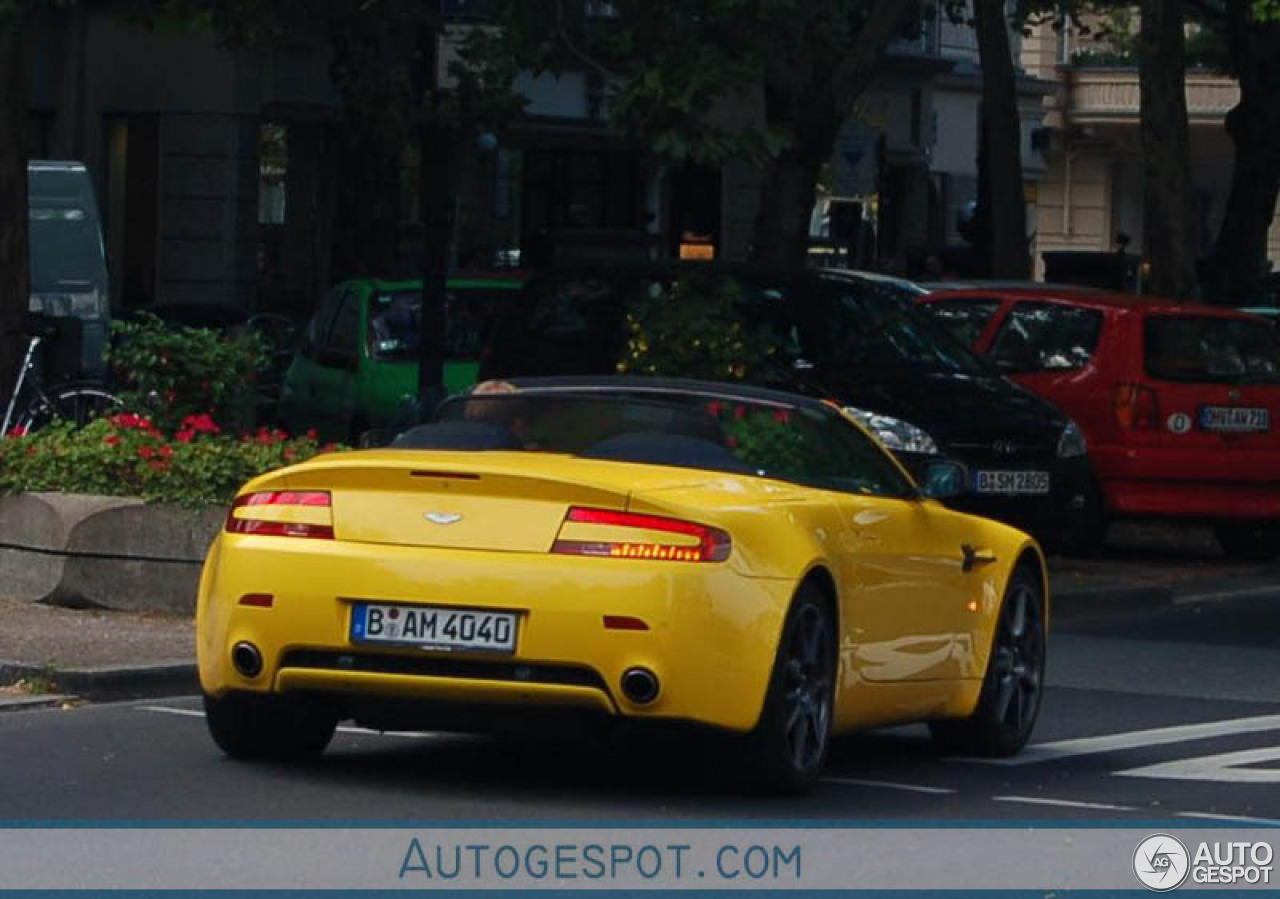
[959,714,1280,766]
[992,795,1138,812]
[1117,745,1280,784]
[138,705,438,740]
[1174,584,1280,605]
[1177,811,1280,826]
[823,777,956,795]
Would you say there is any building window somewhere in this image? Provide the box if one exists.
[258,122,288,225]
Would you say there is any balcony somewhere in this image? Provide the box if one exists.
[1064,68,1239,125]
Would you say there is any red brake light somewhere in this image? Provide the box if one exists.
[226,491,334,539]
[1113,383,1160,429]
[551,506,731,563]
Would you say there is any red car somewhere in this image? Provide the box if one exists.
[917,287,1280,558]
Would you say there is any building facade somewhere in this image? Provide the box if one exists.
[1021,18,1280,284]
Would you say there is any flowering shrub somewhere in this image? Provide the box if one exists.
[106,313,267,434]
[0,412,341,507]
[616,275,784,381]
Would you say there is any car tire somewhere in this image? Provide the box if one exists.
[1215,522,1280,561]
[203,691,338,761]
[741,584,837,794]
[930,564,1045,757]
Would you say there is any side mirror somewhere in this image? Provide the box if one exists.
[921,459,968,500]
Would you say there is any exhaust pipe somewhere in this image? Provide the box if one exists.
[620,667,660,705]
[231,642,263,678]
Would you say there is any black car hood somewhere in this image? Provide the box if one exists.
[801,365,1067,448]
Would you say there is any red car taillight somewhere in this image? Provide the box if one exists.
[551,506,731,563]
[1113,383,1160,429]
[225,490,334,539]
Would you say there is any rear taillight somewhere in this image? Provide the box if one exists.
[225,490,334,539]
[1113,383,1160,429]
[551,506,731,563]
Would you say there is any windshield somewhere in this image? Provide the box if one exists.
[1145,315,1280,384]
[368,286,519,361]
[28,206,107,290]
[435,389,915,497]
[817,279,989,375]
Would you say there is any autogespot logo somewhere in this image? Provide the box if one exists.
[1134,834,1191,891]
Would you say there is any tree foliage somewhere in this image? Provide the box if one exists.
[455,0,916,267]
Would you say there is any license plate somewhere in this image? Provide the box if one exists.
[1199,406,1270,433]
[974,470,1051,495]
[350,603,517,653]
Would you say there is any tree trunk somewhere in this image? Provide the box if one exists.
[328,21,416,282]
[0,24,29,398]
[752,146,825,269]
[1138,0,1198,300]
[1202,13,1280,301]
[974,0,1029,279]
[752,0,916,269]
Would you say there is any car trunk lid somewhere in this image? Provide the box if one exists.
[257,451,716,552]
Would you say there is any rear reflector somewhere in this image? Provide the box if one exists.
[552,506,731,563]
[226,490,334,539]
[603,615,650,631]
[238,593,275,608]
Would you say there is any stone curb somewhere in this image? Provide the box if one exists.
[0,660,197,703]
[0,694,74,713]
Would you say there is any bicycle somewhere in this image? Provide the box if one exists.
[2,318,121,437]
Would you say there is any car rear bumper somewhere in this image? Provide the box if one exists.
[196,534,793,733]
[1093,445,1280,520]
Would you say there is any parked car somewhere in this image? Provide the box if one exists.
[27,161,110,377]
[480,263,1094,546]
[277,274,524,441]
[917,287,1280,558]
[819,268,928,308]
[198,377,1047,790]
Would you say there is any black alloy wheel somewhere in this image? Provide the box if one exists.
[745,585,836,793]
[931,564,1045,757]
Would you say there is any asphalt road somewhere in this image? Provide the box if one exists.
[1,593,1277,823]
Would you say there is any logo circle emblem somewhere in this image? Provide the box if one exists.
[1167,413,1192,434]
[1133,833,1190,891]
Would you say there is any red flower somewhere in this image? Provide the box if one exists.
[137,446,155,460]
[305,429,318,441]
[149,460,169,472]
[283,448,297,461]
[175,429,194,444]
[734,405,747,420]
[706,402,722,418]
[159,445,173,459]
[180,413,220,435]
[772,409,791,424]
[6,424,27,439]
[104,436,120,447]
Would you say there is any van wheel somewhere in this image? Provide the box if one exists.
[203,692,337,761]
[1215,522,1280,561]
[741,584,836,793]
[930,565,1045,757]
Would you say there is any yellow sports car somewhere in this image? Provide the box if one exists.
[197,377,1047,791]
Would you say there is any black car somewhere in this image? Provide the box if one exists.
[480,262,1094,544]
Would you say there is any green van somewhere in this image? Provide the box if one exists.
[276,275,524,441]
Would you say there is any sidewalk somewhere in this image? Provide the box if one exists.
[0,522,1273,708]
[0,596,194,708]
